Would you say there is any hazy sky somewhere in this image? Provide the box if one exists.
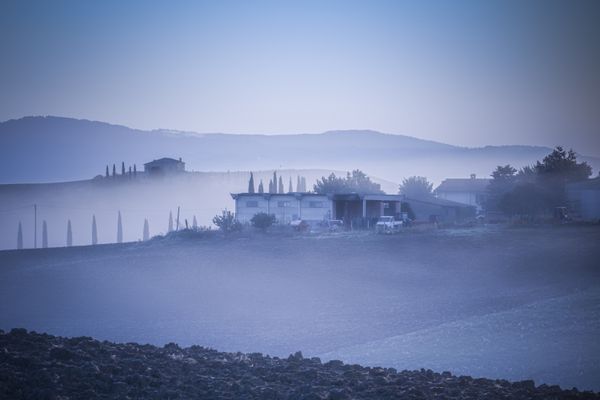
[1,0,599,153]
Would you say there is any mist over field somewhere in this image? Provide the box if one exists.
[1,227,599,391]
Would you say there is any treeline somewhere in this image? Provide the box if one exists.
[485,146,592,217]
[102,162,138,179]
[247,172,308,194]
[15,210,201,249]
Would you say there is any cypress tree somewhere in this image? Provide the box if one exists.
[168,211,173,232]
[92,215,98,245]
[296,176,301,192]
[278,176,284,194]
[143,219,150,241]
[66,220,72,247]
[272,172,277,192]
[133,164,137,176]
[42,220,48,248]
[105,165,109,178]
[117,211,123,243]
[17,222,23,250]
[192,216,198,230]
[128,166,132,177]
[258,180,264,194]
[288,177,293,193]
[268,179,274,194]
[302,177,307,192]
[248,172,255,193]
[112,164,116,177]
[121,162,125,175]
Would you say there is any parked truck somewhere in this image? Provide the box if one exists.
[375,216,403,234]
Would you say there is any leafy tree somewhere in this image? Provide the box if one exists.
[212,210,242,233]
[143,219,150,241]
[398,176,434,199]
[42,220,48,248]
[499,183,550,217]
[66,220,72,247]
[250,212,276,231]
[534,146,591,205]
[248,172,255,193]
[485,165,517,212]
[92,215,98,245]
[314,170,382,194]
[117,211,123,243]
[17,222,23,250]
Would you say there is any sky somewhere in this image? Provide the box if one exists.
[1,0,599,154]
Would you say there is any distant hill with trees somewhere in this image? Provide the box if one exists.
[2,116,598,185]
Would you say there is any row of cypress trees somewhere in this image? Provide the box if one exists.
[105,162,138,178]
[248,172,308,194]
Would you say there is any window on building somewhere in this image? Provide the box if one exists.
[246,201,259,208]
[309,201,324,208]
[277,201,291,207]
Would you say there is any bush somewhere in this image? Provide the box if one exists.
[250,212,276,231]
[212,210,242,233]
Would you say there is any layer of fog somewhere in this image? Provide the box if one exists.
[1,227,598,391]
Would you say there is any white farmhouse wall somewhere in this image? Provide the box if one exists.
[235,194,331,224]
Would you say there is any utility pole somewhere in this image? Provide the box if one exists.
[176,206,180,231]
[34,204,37,249]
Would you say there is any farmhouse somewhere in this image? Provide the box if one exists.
[231,192,405,225]
[435,174,490,212]
[144,157,185,175]
[567,177,600,222]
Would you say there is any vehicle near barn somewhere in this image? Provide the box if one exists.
[375,216,403,233]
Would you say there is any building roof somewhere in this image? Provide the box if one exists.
[435,178,491,193]
[405,196,476,209]
[231,192,406,201]
[144,157,184,167]
[566,177,600,191]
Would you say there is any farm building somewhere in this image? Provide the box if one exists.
[567,177,600,222]
[435,174,490,212]
[144,158,185,175]
[404,197,476,223]
[231,192,405,225]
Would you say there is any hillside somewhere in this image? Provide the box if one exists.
[0,169,395,251]
[2,116,597,184]
[1,227,599,391]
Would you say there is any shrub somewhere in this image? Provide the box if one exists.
[212,210,242,233]
[251,212,276,231]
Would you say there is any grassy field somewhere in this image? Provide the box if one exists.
[1,225,599,390]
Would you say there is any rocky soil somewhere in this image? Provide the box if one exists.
[1,329,598,400]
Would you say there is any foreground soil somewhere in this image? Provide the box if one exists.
[1,329,598,400]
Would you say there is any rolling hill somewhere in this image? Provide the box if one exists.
[2,116,597,185]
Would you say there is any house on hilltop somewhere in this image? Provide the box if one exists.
[144,158,185,176]
[435,174,490,212]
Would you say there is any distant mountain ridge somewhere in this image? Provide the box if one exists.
[1,116,597,184]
